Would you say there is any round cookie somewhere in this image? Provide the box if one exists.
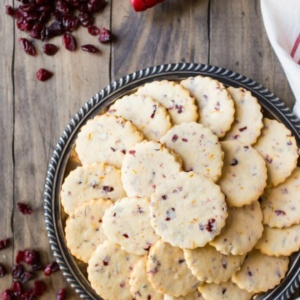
[198,280,254,300]
[183,245,245,284]
[150,172,227,249]
[65,199,112,263]
[160,122,223,182]
[146,240,200,297]
[253,118,298,187]
[255,224,300,257]
[102,197,159,255]
[180,75,235,137]
[121,141,182,197]
[210,201,263,255]
[87,240,139,300]
[61,162,126,215]
[232,249,289,293]
[108,94,172,142]
[164,290,204,300]
[136,80,198,125]
[223,87,263,145]
[129,256,164,300]
[217,141,267,207]
[261,167,300,228]
[75,114,144,168]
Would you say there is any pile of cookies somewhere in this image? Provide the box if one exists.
[60,76,300,300]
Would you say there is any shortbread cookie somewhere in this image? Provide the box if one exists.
[102,197,159,255]
[255,224,300,256]
[121,141,182,197]
[218,141,267,207]
[87,240,139,300]
[150,172,227,249]
[198,280,254,300]
[147,240,200,297]
[160,122,223,182]
[108,94,172,141]
[184,245,245,283]
[129,256,164,300]
[253,118,298,187]
[180,76,235,137]
[65,199,112,263]
[223,87,263,144]
[61,162,126,215]
[210,202,263,255]
[75,114,144,168]
[261,167,300,228]
[136,80,198,125]
[164,290,204,300]
[232,249,289,293]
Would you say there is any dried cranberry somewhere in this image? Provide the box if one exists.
[0,238,9,250]
[0,263,8,278]
[57,288,66,300]
[88,0,106,12]
[44,261,60,276]
[20,289,35,300]
[87,25,100,36]
[12,264,25,280]
[23,249,40,266]
[33,280,46,296]
[16,250,25,264]
[5,5,15,17]
[1,289,14,300]
[12,281,23,297]
[78,11,94,27]
[36,68,53,81]
[21,271,34,283]
[56,0,71,14]
[62,14,80,32]
[98,27,111,43]
[62,33,76,51]
[43,43,59,55]
[80,44,100,53]
[18,38,36,56]
[47,20,64,39]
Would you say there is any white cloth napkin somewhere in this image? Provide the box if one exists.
[260,0,300,117]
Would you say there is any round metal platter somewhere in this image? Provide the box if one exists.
[44,63,300,300]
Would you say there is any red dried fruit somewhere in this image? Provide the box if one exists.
[98,27,111,43]
[0,263,8,278]
[44,261,60,276]
[16,250,25,264]
[23,249,40,266]
[0,238,9,250]
[18,38,36,56]
[88,0,106,12]
[43,43,59,55]
[62,33,77,51]
[5,5,15,17]
[20,289,35,300]
[1,289,14,300]
[33,280,46,296]
[12,264,25,280]
[62,14,80,32]
[12,281,23,297]
[36,68,53,81]
[57,288,66,300]
[80,44,100,53]
[21,271,34,283]
[78,11,94,27]
[87,25,100,36]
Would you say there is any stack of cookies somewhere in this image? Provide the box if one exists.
[60,76,300,300]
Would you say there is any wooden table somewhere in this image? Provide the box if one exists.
[0,0,298,298]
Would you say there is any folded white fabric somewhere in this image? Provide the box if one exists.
[261,0,300,117]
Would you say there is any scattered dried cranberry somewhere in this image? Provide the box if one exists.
[57,288,66,300]
[1,289,14,300]
[17,202,32,215]
[98,27,111,43]
[5,5,15,17]
[21,271,34,283]
[36,68,53,81]
[62,33,77,51]
[43,43,59,55]
[12,264,25,280]
[20,289,35,300]
[44,261,60,276]
[0,263,8,278]
[88,0,107,12]
[80,44,100,53]
[62,14,80,32]
[23,249,40,266]
[78,11,94,27]
[87,25,100,36]
[12,281,23,297]
[33,280,46,296]
[18,38,36,56]
[0,239,9,250]
[16,250,25,264]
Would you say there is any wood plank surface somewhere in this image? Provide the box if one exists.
[0,0,299,298]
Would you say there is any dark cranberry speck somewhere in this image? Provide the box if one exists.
[44,261,60,276]
[17,202,32,215]
[0,238,9,250]
[18,38,36,56]
[80,44,100,53]
[43,43,59,55]
[57,288,67,300]
[36,68,53,81]
[99,27,112,43]
[62,33,77,51]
